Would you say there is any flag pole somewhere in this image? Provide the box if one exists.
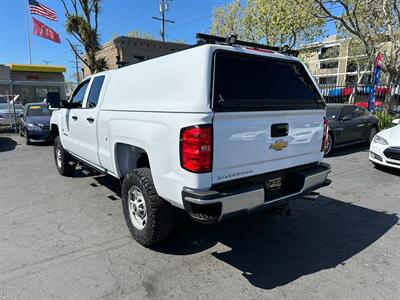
[25,2,32,64]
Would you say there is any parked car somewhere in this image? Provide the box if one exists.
[369,119,400,169]
[48,34,331,246]
[19,103,52,145]
[0,103,24,126]
[324,104,379,155]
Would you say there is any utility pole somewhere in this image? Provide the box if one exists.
[42,60,51,65]
[71,45,81,83]
[152,0,175,42]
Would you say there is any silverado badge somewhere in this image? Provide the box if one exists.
[269,140,288,151]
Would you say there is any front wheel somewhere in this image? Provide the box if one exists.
[122,168,175,247]
[25,131,31,145]
[54,136,76,176]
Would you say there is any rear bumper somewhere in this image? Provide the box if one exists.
[182,162,331,223]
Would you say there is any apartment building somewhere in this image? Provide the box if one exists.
[299,35,368,86]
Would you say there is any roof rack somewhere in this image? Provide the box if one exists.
[196,33,299,57]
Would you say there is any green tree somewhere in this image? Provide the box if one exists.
[126,30,158,40]
[314,0,400,110]
[211,0,324,48]
[61,0,107,75]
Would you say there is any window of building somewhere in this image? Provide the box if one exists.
[318,46,340,59]
[347,61,357,72]
[320,61,338,69]
[319,76,337,85]
[346,75,357,85]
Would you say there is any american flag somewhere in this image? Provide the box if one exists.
[28,0,58,21]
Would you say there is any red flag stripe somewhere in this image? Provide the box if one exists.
[30,7,56,17]
[37,3,56,15]
[30,7,58,21]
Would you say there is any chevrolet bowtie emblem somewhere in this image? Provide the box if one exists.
[269,140,288,151]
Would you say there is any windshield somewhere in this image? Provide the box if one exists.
[213,51,324,111]
[27,105,51,117]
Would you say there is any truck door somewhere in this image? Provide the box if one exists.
[77,75,106,166]
[60,79,90,155]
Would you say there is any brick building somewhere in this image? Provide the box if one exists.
[82,36,189,78]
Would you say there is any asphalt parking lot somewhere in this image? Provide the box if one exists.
[1,134,399,300]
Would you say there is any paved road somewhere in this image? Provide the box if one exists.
[1,134,399,300]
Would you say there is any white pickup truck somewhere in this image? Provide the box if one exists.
[49,34,331,246]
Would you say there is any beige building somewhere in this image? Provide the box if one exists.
[82,36,189,78]
[299,35,369,86]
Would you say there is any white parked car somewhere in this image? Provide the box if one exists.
[0,103,24,126]
[369,119,400,169]
[48,34,331,246]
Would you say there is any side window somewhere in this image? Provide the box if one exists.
[354,107,368,117]
[86,76,105,108]
[340,106,354,119]
[70,80,90,108]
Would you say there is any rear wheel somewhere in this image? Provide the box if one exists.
[324,132,334,155]
[122,168,175,247]
[54,136,76,176]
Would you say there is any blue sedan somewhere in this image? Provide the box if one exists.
[18,103,53,145]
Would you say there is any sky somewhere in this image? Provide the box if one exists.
[0,0,336,80]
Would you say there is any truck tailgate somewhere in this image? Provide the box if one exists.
[212,110,324,184]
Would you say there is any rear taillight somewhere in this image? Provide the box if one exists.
[321,117,329,152]
[180,124,212,173]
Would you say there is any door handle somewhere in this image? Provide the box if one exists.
[86,117,95,123]
[72,115,78,120]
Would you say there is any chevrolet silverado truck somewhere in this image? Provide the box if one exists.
[49,34,331,246]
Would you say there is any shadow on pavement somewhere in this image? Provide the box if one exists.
[0,136,17,152]
[373,164,400,176]
[327,144,369,158]
[153,195,398,290]
[93,174,121,198]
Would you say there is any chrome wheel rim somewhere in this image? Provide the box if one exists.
[56,148,62,168]
[369,128,377,143]
[128,186,147,230]
[324,135,332,155]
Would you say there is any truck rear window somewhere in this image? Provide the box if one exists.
[212,51,324,111]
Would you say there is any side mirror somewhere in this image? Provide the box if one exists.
[392,119,400,125]
[342,114,353,121]
[46,92,61,110]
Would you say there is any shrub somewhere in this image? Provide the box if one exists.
[373,112,395,130]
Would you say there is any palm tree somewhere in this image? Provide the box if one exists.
[61,0,107,75]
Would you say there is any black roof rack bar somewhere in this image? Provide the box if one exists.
[196,33,299,57]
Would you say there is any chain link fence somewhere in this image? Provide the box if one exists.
[319,80,400,115]
[0,80,76,132]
